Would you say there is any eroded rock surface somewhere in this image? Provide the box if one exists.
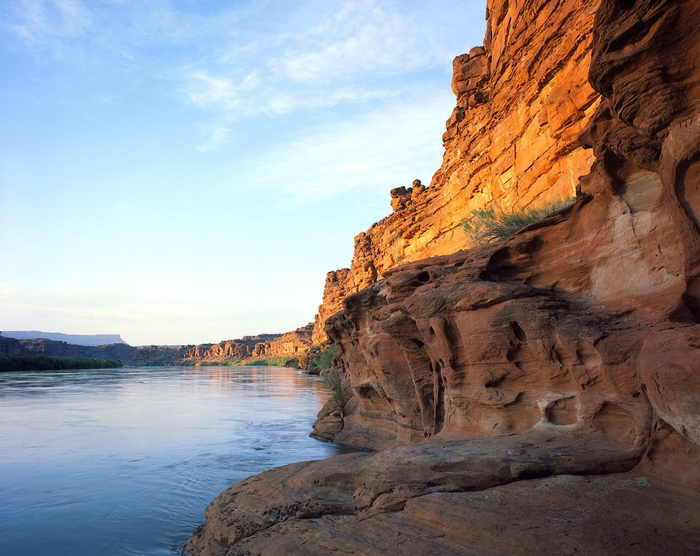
[312,0,601,344]
[186,0,700,553]
[182,324,313,365]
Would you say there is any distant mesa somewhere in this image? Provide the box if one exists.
[1,331,127,347]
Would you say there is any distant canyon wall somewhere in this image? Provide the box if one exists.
[1,331,126,346]
[0,335,181,365]
[182,325,314,364]
[1,325,314,367]
[312,0,600,343]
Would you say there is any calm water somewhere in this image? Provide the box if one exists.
[0,366,341,555]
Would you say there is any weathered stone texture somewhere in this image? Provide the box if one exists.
[182,326,313,364]
[186,0,700,553]
[312,0,601,343]
[311,270,349,346]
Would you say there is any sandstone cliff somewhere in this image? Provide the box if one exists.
[186,0,700,554]
[182,325,313,365]
[312,0,600,344]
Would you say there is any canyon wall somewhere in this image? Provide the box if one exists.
[312,0,601,343]
[182,325,313,364]
[316,0,700,452]
[187,0,700,554]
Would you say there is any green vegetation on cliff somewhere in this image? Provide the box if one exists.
[321,365,344,417]
[309,345,337,372]
[0,353,123,372]
[244,356,300,368]
[462,197,574,243]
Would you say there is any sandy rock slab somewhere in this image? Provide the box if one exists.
[223,472,700,556]
[184,430,654,555]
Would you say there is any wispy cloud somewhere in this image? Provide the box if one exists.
[3,0,482,131]
[184,69,261,113]
[195,122,231,152]
[179,0,473,118]
[235,86,455,204]
[271,0,429,85]
[8,0,91,45]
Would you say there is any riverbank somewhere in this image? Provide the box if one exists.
[0,353,122,372]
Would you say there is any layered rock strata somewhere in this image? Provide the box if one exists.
[182,325,313,365]
[182,334,280,362]
[259,324,313,360]
[312,0,601,343]
[186,0,700,554]
[186,429,700,556]
[311,269,349,345]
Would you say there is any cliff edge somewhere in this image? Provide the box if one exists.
[312,0,600,345]
[186,0,700,554]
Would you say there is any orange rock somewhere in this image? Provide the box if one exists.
[182,325,313,365]
[312,0,601,343]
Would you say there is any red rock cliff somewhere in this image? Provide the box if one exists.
[186,1,700,554]
[182,325,313,364]
[315,0,700,453]
[312,0,601,343]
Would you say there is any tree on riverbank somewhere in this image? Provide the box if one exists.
[0,353,122,372]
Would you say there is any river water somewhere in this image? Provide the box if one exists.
[0,366,341,555]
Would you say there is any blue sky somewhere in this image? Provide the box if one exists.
[0,0,486,346]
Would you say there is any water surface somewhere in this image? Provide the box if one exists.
[0,366,340,555]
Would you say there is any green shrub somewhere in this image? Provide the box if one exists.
[321,365,344,417]
[462,197,574,243]
[310,345,337,372]
[244,356,297,368]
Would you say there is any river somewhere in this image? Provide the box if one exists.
[0,365,342,555]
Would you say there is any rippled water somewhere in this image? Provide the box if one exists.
[0,366,341,555]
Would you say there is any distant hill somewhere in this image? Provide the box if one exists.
[1,331,127,347]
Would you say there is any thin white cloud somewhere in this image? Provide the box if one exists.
[236,86,454,204]
[9,0,90,44]
[178,0,476,119]
[183,67,396,118]
[4,0,483,124]
[184,69,260,113]
[195,122,231,152]
[272,0,425,84]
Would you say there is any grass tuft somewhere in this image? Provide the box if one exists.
[462,197,574,243]
[320,365,344,417]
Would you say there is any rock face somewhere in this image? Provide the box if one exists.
[182,334,281,362]
[311,269,350,345]
[182,325,314,365]
[185,0,700,554]
[186,429,700,556]
[312,0,600,344]
[256,324,313,360]
[0,335,24,355]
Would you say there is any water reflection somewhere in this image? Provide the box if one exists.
[183,365,330,399]
[0,366,340,556]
